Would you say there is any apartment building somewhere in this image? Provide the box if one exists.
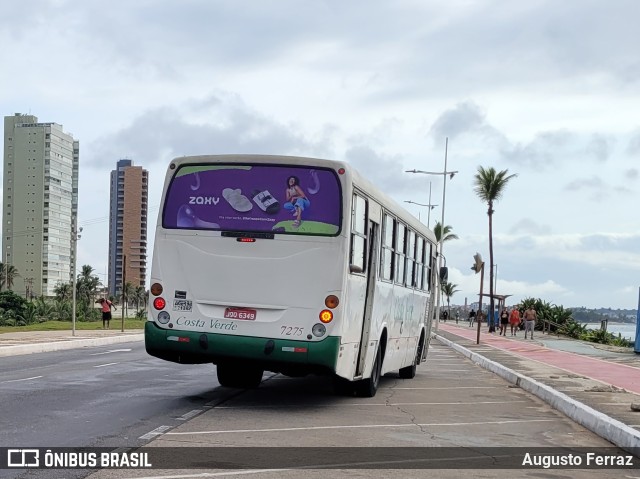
[2,113,79,297]
[108,159,148,297]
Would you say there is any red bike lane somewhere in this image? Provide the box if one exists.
[436,323,640,395]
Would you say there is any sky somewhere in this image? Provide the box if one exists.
[2,0,640,310]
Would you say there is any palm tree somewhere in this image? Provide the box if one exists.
[441,281,459,319]
[433,222,459,244]
[0,263,20,291]
[53,282,72,302]
[473,166,517,331]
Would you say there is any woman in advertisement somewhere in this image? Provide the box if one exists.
[284,175,310,227]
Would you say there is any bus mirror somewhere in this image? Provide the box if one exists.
[349,264,364,274]
[439,267,448,282]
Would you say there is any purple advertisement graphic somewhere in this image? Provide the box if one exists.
[163,164,342,235]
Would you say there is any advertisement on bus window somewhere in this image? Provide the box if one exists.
[162,164,342,235]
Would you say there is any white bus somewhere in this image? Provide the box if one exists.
[146,155,439,397]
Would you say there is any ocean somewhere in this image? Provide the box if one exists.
[586,322,637,341]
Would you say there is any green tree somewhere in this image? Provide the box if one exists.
[441,281,459,319]
[0,290,28,317]
[0,263,20,291]
[54,281,72,302]
[473,167,517,330]
[433,222,459,244]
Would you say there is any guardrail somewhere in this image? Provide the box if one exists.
[541,318,561,336]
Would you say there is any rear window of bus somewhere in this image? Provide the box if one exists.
[162,164,342,236]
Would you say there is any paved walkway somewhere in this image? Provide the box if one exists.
[436,322,640,394]
[434,321,640,452]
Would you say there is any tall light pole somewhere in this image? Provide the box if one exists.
[71,226,82,336]
[406,138,457,332]
[405,183,439,228]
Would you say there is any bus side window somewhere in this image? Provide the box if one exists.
[406,230,416,287]
[350,193,367,273]
[380,213,395,281]
[415,236,424,289]
[426,243,434,291]
[395,223,406,285]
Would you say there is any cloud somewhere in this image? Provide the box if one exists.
[428,102,500,143]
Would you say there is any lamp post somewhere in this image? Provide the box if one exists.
[71,226,82,336]
[471,253,485,344]
[406,138,457,332]
[404,183,439,228]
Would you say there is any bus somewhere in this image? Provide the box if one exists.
[145,154,439,397]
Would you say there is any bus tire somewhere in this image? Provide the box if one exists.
[399,337,423,379]
[355,346,382,398]
[216,362,264,389]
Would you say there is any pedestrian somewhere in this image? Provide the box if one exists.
[455,311,460,324]
[523,305,537,339]
[96,298,117,329]
[468,309,476,327]
[499,308,509,336]
[509,307,521,336]
[488,308,498,333]
[442,310,448,322]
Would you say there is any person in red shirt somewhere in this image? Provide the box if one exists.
[509,307,522,336]
[96,298,117,329]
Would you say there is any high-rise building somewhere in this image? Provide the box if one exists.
[2,113,79,297]
[108,159,148,297]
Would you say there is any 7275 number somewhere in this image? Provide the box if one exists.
[280,326,304,336]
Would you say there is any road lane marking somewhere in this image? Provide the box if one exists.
[93,362,119,368]
[1,376,43,383]
[90,348,132,355]
[215,400,529,409]
[177,409,203,421]
[139,425,172,440]
[385,386,501,389]
[166,418,556,436]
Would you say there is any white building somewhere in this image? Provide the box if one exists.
[2,113,79,297]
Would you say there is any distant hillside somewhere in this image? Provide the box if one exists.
[569,307,637,323]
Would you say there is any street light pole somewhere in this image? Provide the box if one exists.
[404,197,439,228]
[405,138,457,333]
[71,226,82,336]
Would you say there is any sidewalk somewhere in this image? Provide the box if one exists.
[434,321,640,453]
[0,329,144,357]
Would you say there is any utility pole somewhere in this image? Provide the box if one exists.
[121,254,126,332]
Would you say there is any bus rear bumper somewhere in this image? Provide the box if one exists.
[144,321,340,375]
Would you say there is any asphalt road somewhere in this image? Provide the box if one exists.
[0,342,230,479]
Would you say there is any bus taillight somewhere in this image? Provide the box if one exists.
[151,283,163,296]
[319,309,333,323]
[325,295,339,309]
[153,297,166,310]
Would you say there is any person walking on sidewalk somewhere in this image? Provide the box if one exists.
[97,298,117,329]
[509,307,521,336]
[499,308,509,336]
[523,306,537,339]
[468,309,476,327]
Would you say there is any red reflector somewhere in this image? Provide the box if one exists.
[338,168,345,175]
[294,347,308,353]
[237,238,256,243]
[153,297,166,310]
[178,337,190,342]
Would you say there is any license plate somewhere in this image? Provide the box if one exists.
[172,299,193,311]
[224,307,257,320]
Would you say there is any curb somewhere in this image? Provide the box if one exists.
[0,334,144,358]
[434,334,640,454]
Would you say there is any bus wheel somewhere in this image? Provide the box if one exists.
[216,362,264,389]
[399,338,423,379]
[355,346,382,398]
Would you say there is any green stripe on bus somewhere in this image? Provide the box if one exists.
[144,321,339,369]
